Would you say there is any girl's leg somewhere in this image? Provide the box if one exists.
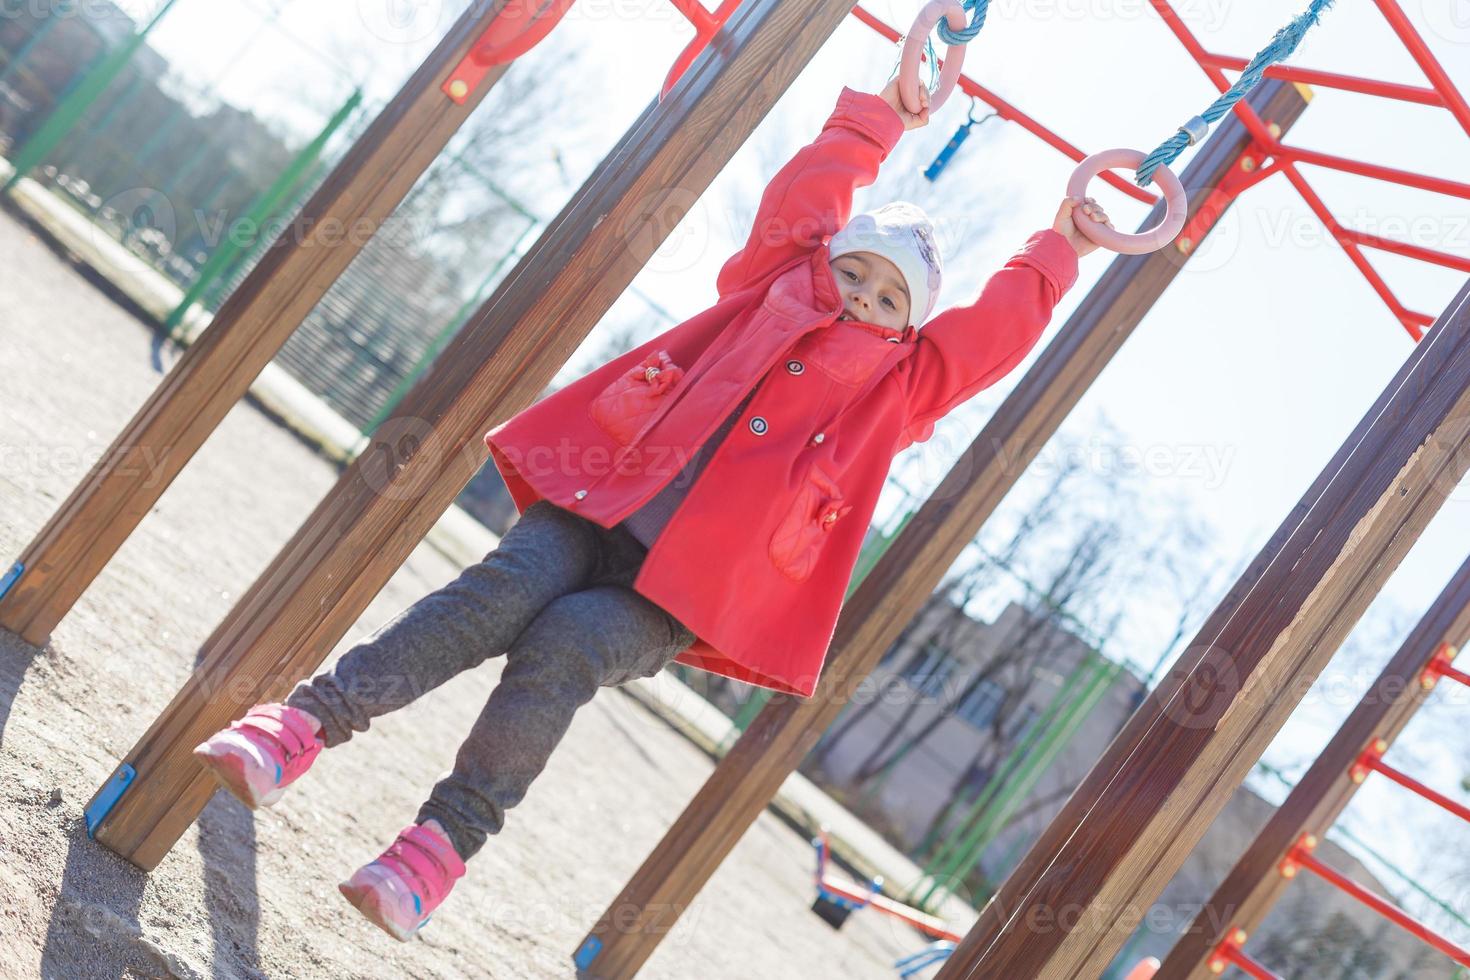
[285,500,604,748]
[415,583,696,860]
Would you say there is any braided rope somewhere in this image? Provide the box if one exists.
[1136,0,1336,186]
[934,0,989,44]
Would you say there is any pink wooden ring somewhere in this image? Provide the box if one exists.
[899,0,968,115]
[1066,148,1188,255]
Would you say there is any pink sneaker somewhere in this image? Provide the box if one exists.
[192,702,324,809]
[339,823,467,941]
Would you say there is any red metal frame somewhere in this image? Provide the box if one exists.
[443,0,581,104]
[1223,640,1470,977]
[1351,737,1470,824]
[846,0,1469,341]
[1282,835,1470,968]
[1207,928,1280,979]
[1422,643,1468,690]
[659,0,744,99]
[447,0,1467,338]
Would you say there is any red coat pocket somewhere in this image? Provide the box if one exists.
[769,463,853,582]
[587,349,685,445]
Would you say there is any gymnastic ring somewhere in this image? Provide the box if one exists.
[1066,148,1188,255]
[898,0,969,115]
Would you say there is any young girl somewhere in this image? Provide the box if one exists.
[193,77,1112,941]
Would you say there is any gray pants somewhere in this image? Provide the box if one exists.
[285,499,697,861]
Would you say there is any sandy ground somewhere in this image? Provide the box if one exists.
[0,204,936,979]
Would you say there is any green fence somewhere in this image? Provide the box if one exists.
[0,1,553,440]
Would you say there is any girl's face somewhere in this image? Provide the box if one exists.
[830,251,911,331]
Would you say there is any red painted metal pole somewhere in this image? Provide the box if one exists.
[1359,752,1470,824]
[1437,663,1470,687]
[1147,0,1440,340]
[1371,0,1470,137]
[1193,52,1446,107]
[847,4,1159,206]
[1270,145,1470,204]
[1422,644,1469,689]
[660,0,744,98]
[1350,726,1470,823]
[1284,838,1470,968]
[1332,225,1470,277]
[1207,929,1281,980]
[846,0,1468,337]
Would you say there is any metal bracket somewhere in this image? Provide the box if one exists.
[1175,135,1281,255]
[85,763,135,837]
[0,560,23,602]
[573,936,602,970]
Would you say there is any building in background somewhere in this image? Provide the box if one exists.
[805,598,1141,856]
[804,596,1460,978]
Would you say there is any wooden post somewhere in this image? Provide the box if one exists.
[572,79,1312,980]
[934,276,1470,978]
[1155,560,1470,979]
[0,3,522,646]
[84,0,890,872]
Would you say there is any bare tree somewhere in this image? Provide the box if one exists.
[807,449,1089,773]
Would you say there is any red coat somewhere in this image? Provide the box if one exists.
[485,86,1079,698]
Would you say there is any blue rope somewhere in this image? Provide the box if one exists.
[1135,0,1336,187]
[935,0,989,45]
[890,0,989,94]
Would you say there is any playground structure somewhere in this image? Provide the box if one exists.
[0,1,1467,978]
[1154,585,1470,977]
[809,828,963,940]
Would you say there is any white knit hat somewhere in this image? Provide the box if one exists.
[827,201,943,326]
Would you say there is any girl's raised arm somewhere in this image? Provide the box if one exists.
[893,228,1079,450]
[715,87,906,296]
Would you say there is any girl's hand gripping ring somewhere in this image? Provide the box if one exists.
[1066,148,1188,255]
[899,0,969,115]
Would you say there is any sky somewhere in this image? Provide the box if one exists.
[119,0,1470,936]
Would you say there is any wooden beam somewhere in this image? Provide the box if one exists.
[0,3,519,647]
[1155,560,1470,979]
[572,79,1312,980]
[935,275,1470,978]
[85,0,888,872]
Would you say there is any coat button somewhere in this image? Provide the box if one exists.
[885,336,901,343]
[810,432,825,445]
[785,359,805,375]
[749,416,768,436]
[574,489,588,500]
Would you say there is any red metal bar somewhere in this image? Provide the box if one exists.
[1359,751,1470,824]
[1334,226,1470,278]
[846,0,1467,340]
[1273,144,1470,202]
[1371,0,1470,138]
[1146,0,1440,340]
[1285,838,1470,967]
[848,5,1158,206]
[1437,663,1470,688]
[665,0,717,33]
[1275,159,1431,338]
[1193,52,1446,107]
[1422,644,1468,689]
[1207,928,1281,980]
[660,0,743,98]
[443,0,579,103]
